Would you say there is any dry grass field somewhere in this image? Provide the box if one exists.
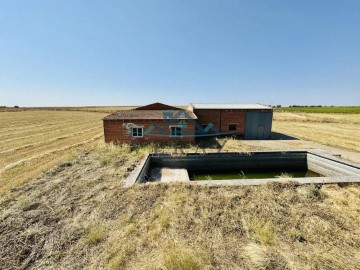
[273,112,360,152]
[0,110,107,194]
[0,106,136,113]
[0,144,359,269]
[0,108,360,269]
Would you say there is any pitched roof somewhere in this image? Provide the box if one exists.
[134,102,181,110]
[190,103,272,110]
[103,110,197,120]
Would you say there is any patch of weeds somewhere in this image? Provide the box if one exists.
[164,245,205,270]
[123,223,137,236]
[100,156,112,166]
[256,226,275,245]
[294,235,306,243]
[307,183,326,200]
[290,228,307,243]
[232,195,242,202]
[18,196,33,211]
[158,214,171,229]
[22,202,41,212]
[98,185,108,192]
[337,198,349,206]
[85,224,106,245]
[108,243,136,269]
[275,172,293,178]
[250,222,276,245]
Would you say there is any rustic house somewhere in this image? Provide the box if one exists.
[103,103,197,144]
[103,102,273,143]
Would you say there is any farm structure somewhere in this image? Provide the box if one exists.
[188,103,273,139]
[103,102,273,143]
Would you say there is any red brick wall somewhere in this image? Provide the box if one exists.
[193,108,272,137]
[193,109,221,133]
[104,119,195,144]
[220,110,246,136]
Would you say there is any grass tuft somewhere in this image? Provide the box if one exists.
[163,245,206,270]
[85,224,106,245]
[307,183,326,200]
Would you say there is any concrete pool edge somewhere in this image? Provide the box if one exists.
[124,150,360,187]
[184,175,360,186]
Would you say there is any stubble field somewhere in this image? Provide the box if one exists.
[0,110,107,194]
[0,107,360,269]
[272,112,360,152]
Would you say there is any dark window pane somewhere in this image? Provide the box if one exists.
[229,124,237,131]
[171,127,182,136]
[176,127,182,136]
[132,128,143,137]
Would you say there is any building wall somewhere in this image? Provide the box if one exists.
[104,119,196,144]
[192,109,221,134]
[193,108,272,137]
[220,110,247,136]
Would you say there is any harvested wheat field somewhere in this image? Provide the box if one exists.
[1,109,360,270]
[0,110,107,194]
[273,112,360,152]
[0,144,360,270]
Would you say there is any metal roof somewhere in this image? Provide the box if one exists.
[190,103,272,110]
[103,110,197,120]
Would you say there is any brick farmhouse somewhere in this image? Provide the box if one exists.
[103,102,273,144]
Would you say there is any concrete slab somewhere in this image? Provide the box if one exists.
[159,168,190,182]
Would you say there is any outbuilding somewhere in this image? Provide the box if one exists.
[188,103,273,139]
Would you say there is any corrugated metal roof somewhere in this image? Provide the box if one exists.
[190,103,272,110]
[103,110,197,120]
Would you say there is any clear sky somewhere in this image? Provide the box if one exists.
[1,0,359,107]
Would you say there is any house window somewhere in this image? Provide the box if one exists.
[170,126,182,137]
[229,124,237,131]
[132,127,143,137]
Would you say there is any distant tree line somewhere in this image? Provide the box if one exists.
[290,105,324,107]
[0,106,20,108]
[272,105,336,108]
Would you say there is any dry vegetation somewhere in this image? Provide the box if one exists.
[0,106,136,113]
[0,110,107,194]
[1,144,359,270]
[273,112,360,152]
[1,108,360,269]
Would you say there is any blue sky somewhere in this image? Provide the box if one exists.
[1,0,359,106]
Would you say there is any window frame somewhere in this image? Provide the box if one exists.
[228,124,237,131]
[170,126,182,137]
[132,127,143,137]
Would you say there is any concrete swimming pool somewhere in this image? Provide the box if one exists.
[125,150,360,186]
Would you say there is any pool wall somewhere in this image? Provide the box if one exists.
[150,151,307,172]
[125,150,360,186]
